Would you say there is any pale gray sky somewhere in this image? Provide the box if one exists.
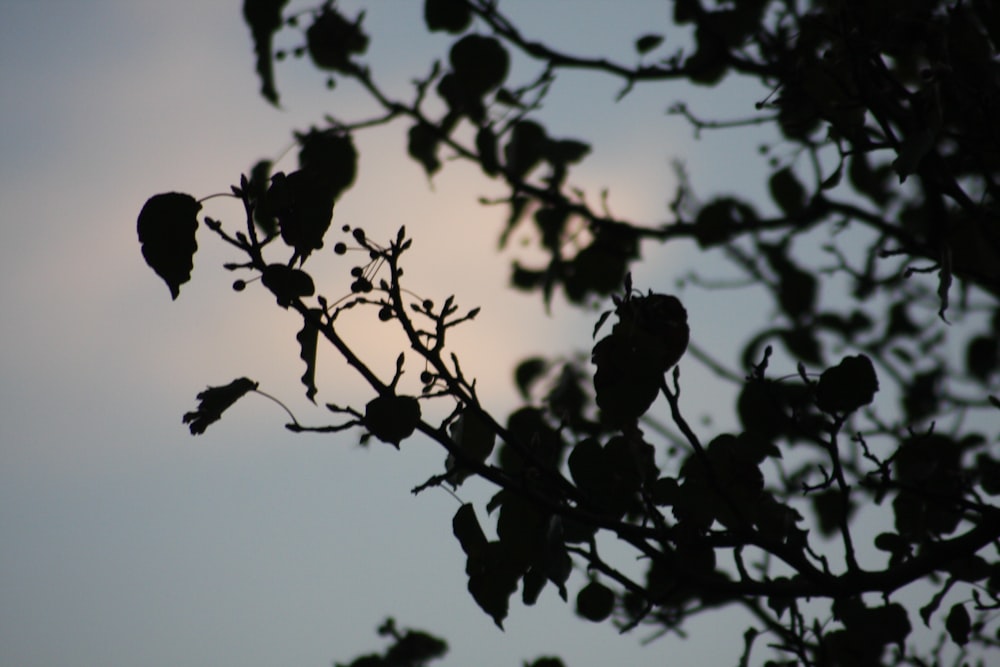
[0,2,780,665]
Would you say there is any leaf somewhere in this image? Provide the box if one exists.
[182,377,258,435]
[576,581,614,622]
[476,125,500,175]
[385,630,448,666]
[296,310,321,402]
[137,192,201,300]
[466,541,519,629]
[634,33,664,54]
[966,335,999,382]
[267,170,336,262]
[297,128,357,202]
[261,263,315,307]
[306,7,368,72]
[514,357,548,399]
[446,408,496,486]
[242,0,288,106]
[364,394,421,447]
[892,127,936,183]
[449,35,509,96]
[504,120,548,178]
[452,503,488,557]
[815,354,879,414]
[407,123,441,177]
[547,139,590,165]
[424,0,472,33]
[246,159,277,235]
[769,166,808,216]
[945,602,970,646]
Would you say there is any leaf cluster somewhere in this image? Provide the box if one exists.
[138,1,1000,666]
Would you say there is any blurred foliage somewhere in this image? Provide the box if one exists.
[139,1,1000,665]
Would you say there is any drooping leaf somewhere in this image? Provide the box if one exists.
[424,0,472,33]
[242,0,288,106]
[137,192,201,300]
[815,354,879,414]
[576,581,615,622]
[296,309,321,402]
[466,541,519,629]
[182,377,258,435]
[364,394,421,447]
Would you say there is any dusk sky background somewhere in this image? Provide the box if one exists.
[0,2,828,666]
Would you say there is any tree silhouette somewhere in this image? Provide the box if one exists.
[139,1,1000,665]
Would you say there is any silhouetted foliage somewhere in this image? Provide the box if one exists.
[140,1,1000,665]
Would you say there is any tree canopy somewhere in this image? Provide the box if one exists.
[139,1,1000,665]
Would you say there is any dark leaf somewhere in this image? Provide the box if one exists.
[182,377,258,435]
[452,503,487,557]
[364,394,421,446]
[296,310,321,402]
[547,139,590,165]
[476,124,500,175]
[137,192,201,300]
[466,541,519,629]
[268,170,336,262]
[693,197,757,248]
[446,408,496,486]
[966,335,999,381]
[778,327,822,365]
[635,34,664,54]
[769,167,808,216]
[449,35,509,96]
[297,128,357,202]
[408,123,441,176]
[385,630,448,666]
[945,602,970,646]
[893,127,936,183]
[514,357,548,399]
[242,0,288,105]
[262,263,315,307]
[424,0,471,33]
[815,354,879,414]
[525,659,566,667]
[576,581,615,622]
[246,160,277,234]
[306,7,368,73]
[977,454,1000,495]
[504,120,547,178]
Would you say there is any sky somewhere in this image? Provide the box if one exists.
[0,2,787,666]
